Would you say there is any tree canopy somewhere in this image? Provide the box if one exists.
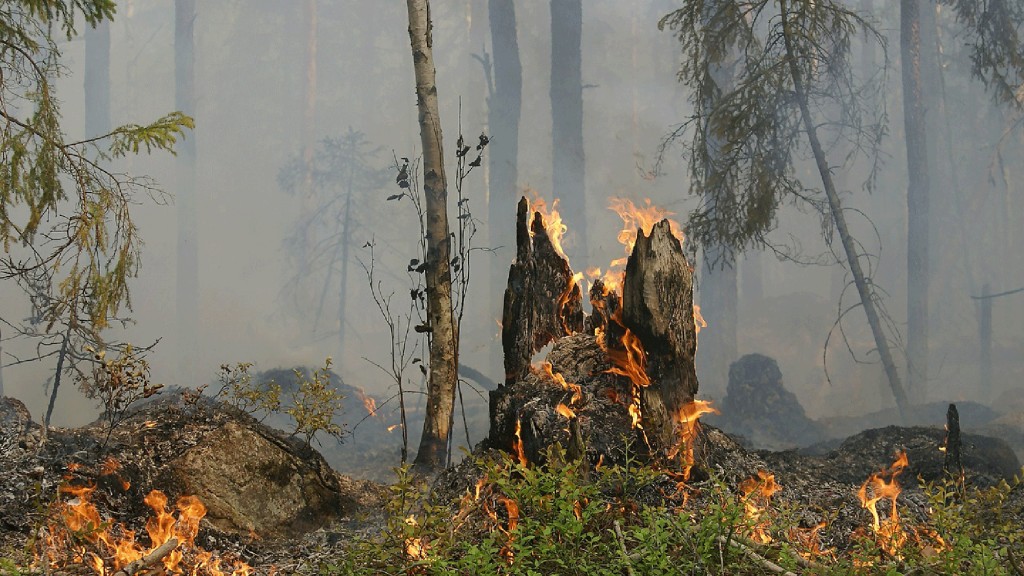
[1,0,192,337]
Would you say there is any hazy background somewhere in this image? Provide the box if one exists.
[3,1,1021,458]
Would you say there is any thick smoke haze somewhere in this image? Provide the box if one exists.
[3,1,1021,457]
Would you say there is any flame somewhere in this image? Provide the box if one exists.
[41,484,251,575]
[788,521,834,562]
[667,400,718,480]
[693,305,707,337]
[738,471,780,544]
[857,451,909,558]
[528,195,569,259]
[555,403,576,419]
[354,387,379,419]
[534,362,583,405]
[512,418,528,467]
[386,424,400,433]
[607,197,682,267]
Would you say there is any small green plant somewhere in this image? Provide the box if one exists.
[77,345,162,445]
[0,556,22,576]
[285,357,346,447]
[214,362,282,422]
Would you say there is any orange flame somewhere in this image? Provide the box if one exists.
[607,197,682,268]
[667,400,718,480]
[534,362,583,405]
[739,471,780,544]
[528,195,569,259]
[555,403,576,419]
[788,521,834,562]
[857,451,910,558]
[512,418,528,467]
[41,484,251,575]
[354,387,379,419]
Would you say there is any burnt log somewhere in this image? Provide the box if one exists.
[501,197,584,384]
[621,220,700,447]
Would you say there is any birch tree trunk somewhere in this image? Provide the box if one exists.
[406,0,458,472]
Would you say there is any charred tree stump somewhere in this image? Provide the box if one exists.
[501,197,584,384]
[491,209,702,471]
[943,403,964,484]
[621,220,699,448]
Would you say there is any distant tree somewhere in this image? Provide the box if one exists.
[278,129,390,348]
[550,0,587,258]
[175,0,199,385]
[485,0,522,376]
[0,1,192,416]
[902,0,1024,402]
[405,0,459,472]
[660,0,910,416]
[902,0,931,404]
[693,0,739,399]
[661,0,1024,417]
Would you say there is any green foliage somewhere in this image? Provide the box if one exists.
[940,0,1024,109]
[658,0,887,264]
[319,451,1024,575]
[76,344,162,442]
[211,358,346,447]
[1,0,193,337]
[918,472,1024,575]
[0,557,23,576]
[214,362,282,422]
[284,357,346,447]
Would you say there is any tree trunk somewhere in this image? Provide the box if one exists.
[487,0,522,380]
[298,0,319,314]
[902,0,930,405]
[175,0,199,385]
[779,0,909,419]
[550,0,587,259]
[695,0,738,399]
[698,254,737,399]
[85,19,110,139]
[406,0,458,472]
[622,221,700,448]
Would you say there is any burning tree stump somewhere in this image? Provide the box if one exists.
[502,197,584,385]
[621,220,700,448]
[491,198,705,470]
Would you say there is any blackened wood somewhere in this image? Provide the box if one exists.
[501,197,584,384]
[621,220,700,445]
[943,403,963,481]
[502,198,534,383]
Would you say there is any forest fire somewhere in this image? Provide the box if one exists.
[39,480,251,575]
[857,451,910,557]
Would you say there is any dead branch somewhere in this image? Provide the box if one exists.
[112,537,179,576]
[716,535,797,576]
[613,521,637,576]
